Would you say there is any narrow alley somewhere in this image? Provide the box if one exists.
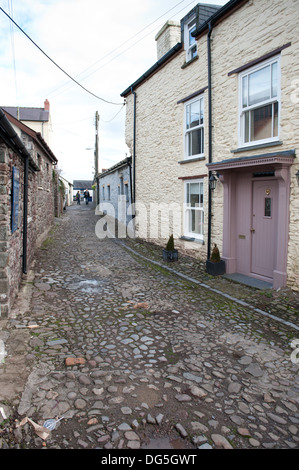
[0,204,298,450]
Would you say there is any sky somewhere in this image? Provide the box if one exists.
[0,0,226,183]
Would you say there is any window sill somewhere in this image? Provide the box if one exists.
[178,156,205,164]
[180,236,204,245]
[181,55,198,69]
[231,140,283,154]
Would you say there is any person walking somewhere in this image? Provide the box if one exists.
[76,191,81,205]
[84,189,90,205]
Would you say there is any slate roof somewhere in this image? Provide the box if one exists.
[121,3,221,97]
[180,3,221,37]
[192,0,246,37]
[2,108,57,165]
[207,149,296,169]
[0,108,31,160]
[98,157,132,178]
[1,106,49,122]
[73,180,93,190]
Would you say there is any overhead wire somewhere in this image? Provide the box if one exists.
[7,0,19,108]
[48,0,199,120]
[85,0,194,77]
[100,104,126,123]
[54,115,94,126]
[46,0,197,100]
[1,0,200,125]
[51,125,95,142]
[47,0,186,97]
[0,5,124,106]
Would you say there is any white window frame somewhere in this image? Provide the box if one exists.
[184,179,204,240]
[184,95,204,160]
[184,16,197,62]
[239,55,280,147]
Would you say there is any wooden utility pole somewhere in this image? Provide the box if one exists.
[94,111,99,204]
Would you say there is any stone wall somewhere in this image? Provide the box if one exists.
[0,145,23,315]
[124,0,299,289]
[124,23,209,251]
[0,141,56,316]
[209,0,299,288]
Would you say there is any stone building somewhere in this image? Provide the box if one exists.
[2,99,52,146]
[97,157,133,236]
[0,108,58,316]
[59,175,74,208]
[73,180,94,203]
[121,0,299,290]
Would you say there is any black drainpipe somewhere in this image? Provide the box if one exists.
[207,20,213,261]
[22,155,29,274]
[131,86,136,210]
[128,157,133,209]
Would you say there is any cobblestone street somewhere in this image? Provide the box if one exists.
[0,203,298,450]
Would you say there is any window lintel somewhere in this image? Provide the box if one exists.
[228,42,291,77]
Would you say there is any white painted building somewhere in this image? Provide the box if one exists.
[121,0,299,290]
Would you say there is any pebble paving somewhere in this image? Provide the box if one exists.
[0,204,298,449]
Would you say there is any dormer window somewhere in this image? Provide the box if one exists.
[184,16,197,61]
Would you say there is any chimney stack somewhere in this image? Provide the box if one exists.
[155,21,181,60]
[44,99,50,111]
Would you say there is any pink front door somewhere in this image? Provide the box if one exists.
[251,180,278,279]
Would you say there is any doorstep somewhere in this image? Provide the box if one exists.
[223,273,273,290]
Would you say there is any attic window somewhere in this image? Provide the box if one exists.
[184,16,197,62]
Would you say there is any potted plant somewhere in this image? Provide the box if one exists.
[162,234,178,262]
[206,243,226,275]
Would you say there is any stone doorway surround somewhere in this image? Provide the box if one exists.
[207,149,295,290]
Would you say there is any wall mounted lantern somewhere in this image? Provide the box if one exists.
[209,173,218,191]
